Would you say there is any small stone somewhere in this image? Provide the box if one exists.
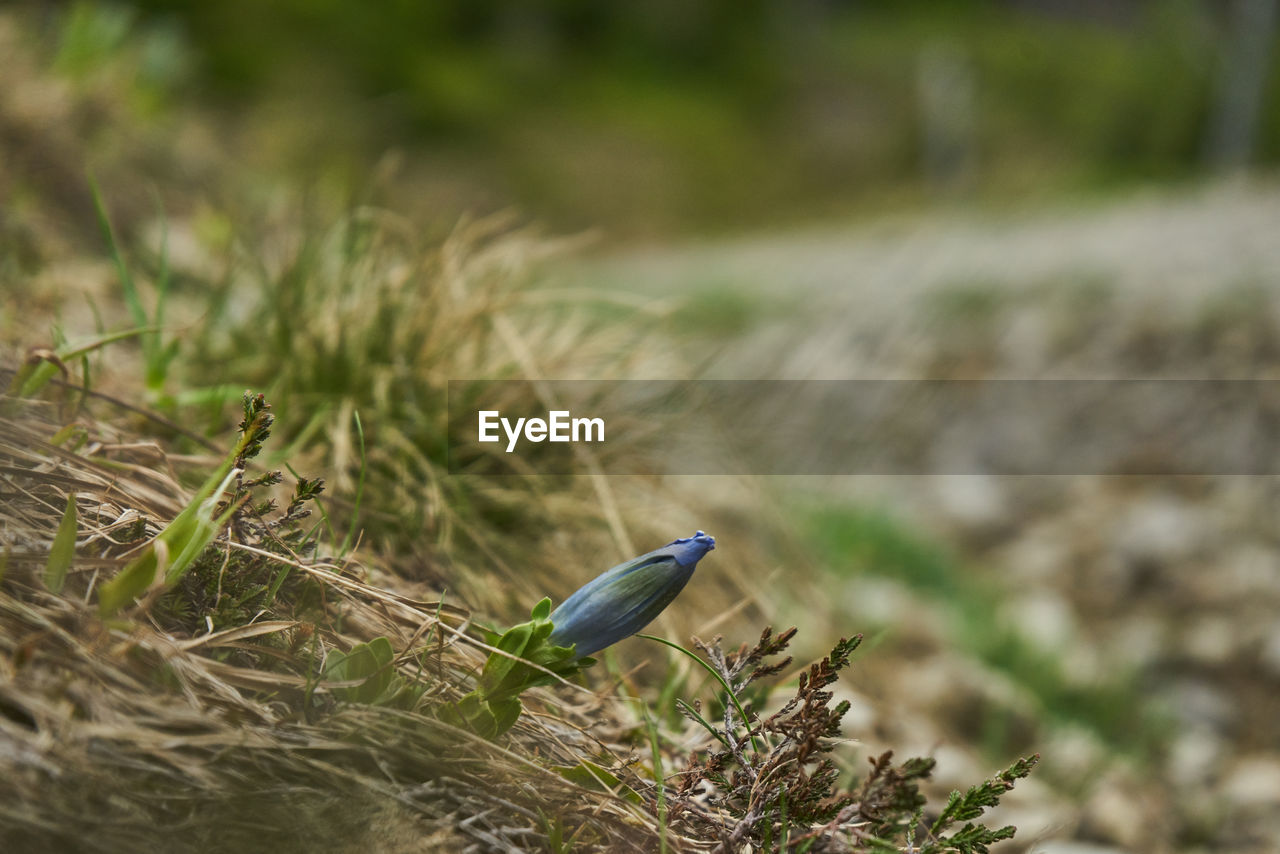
[930,744,984,790]
[1001,308,1051,371]
[841,576,915,625]
[1183,615,1239,666]
[1163,679,1237,734]
[986,809,1082,851]
[933,474,1008,533]
[1220,755,1280,810]
[1081,772,1158,849]
[1113,497,1207,565]
[1167,729,1228,786]
[828,686,876,733]
[1007,592,1076,653]
[1060,640,1104,684]
[1221,544,1280,598]
[999,526,1068,583]
[1043,725,1107,783]
[1108,615,1167,669]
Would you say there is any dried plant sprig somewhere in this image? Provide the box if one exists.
[647,627,1035,853]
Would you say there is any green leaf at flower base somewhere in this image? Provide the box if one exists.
[450,597,600,739]
[531,596,552,621]
[487,697,523,736]
[480,622,535,698]
[439,692,522,739]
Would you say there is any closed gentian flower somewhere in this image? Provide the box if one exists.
[548,531,716,657]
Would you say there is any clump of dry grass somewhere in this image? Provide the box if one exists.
[0,392,674,852]
[131,201,773,641]
[2,384,1036,853]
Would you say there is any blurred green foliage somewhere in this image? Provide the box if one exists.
[35,0,1280,232]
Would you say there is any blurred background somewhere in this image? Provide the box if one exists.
[4,1,1280,852]
[8,0,1280,240]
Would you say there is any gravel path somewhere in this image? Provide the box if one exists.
[574,178,1280,853]
[578,179,1280,320]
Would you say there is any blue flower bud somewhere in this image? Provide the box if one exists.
[548,531,716,657]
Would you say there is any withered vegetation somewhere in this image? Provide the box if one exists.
[1,381,1035,852]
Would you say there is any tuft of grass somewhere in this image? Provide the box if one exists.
[177,212,608,564]
[90,176,178,400]
[118,202,752,628]
[641,701,670,854]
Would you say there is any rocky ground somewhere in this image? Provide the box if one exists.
[572,181,1280,853]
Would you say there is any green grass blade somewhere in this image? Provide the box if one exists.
[152,190,171,331]
[641,702,669,854]
[14,360,64,398]
[98,509,189,615]
[146,192,174,390]
[98,458,240,615]
[637,633,761,753]
[89,174,148,333]
[44,494,78,594]
[164,467,244,584]
[76,352,91,413]
[7,327,160,399]
[59,326,164,362]
[675,698,729,748]
[337,409,366,558]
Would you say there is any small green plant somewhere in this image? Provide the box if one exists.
[445,530,718,739]
[918,755,1041,854]
[440,597,591,739]
[97,392,273,616]
[150,399,329,636]
[323,636,427,708]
